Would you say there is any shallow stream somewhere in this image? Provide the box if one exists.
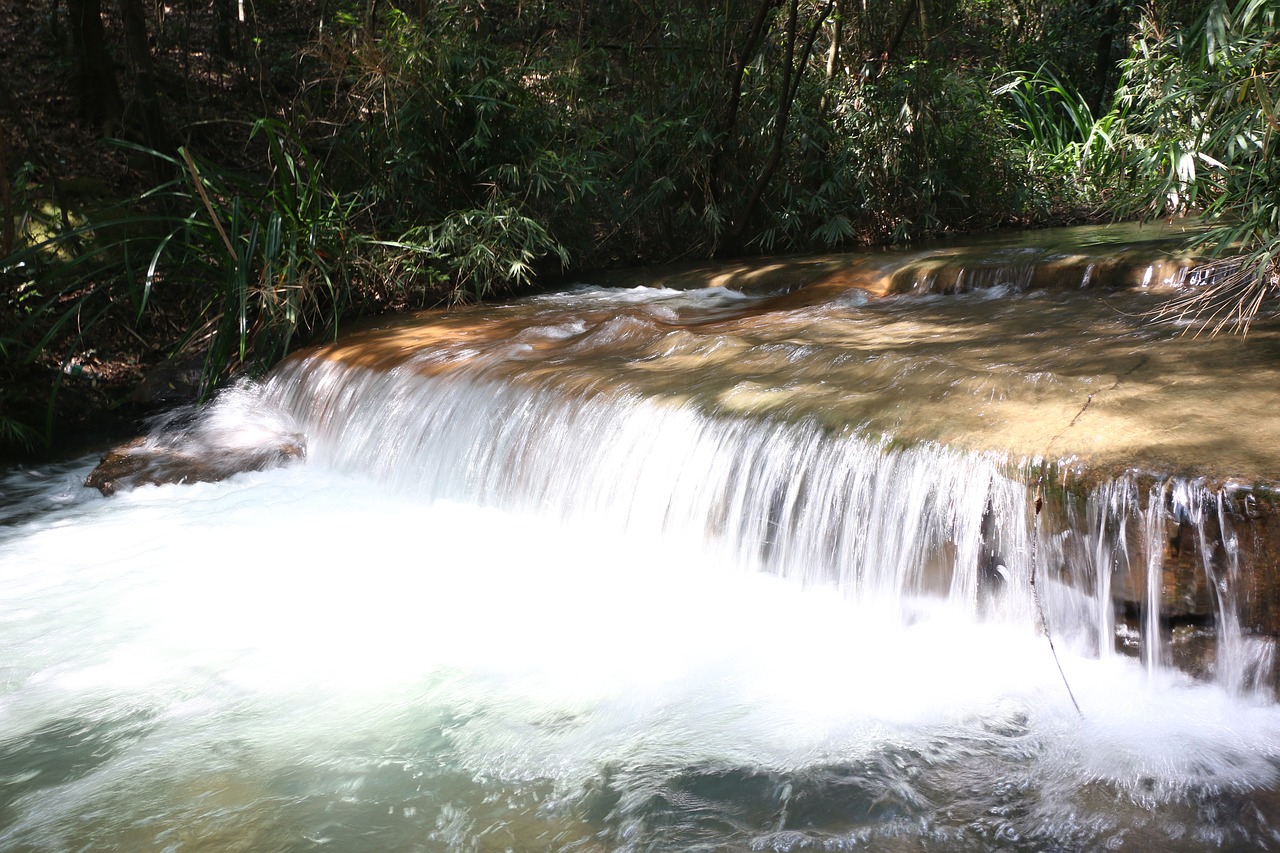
[3,226,1280,851]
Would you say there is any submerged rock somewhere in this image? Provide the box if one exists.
[86,432,305,495]
[85,386,306,495]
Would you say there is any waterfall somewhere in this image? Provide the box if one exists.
[6,230,1280,851]
[252,340,1273,694]
[1141,482,1168,676]
[262,356,1030,618]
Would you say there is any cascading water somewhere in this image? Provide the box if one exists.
[1141,483,1169,677]
[4,228,1280,851]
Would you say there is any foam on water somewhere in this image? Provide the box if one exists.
[2,453,1280,850]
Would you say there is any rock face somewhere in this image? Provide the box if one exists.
[1095,484,1280,635]
[86,432,305,495]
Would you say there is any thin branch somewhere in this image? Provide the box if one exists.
[181,148,238,262]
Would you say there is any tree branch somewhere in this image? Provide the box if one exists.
[706,0,780,233]
[720,0,835,254]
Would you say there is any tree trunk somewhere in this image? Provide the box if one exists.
[706,0,780,253]
[881,0,917,73]
[212,0,236,60]
[117,0,169,152]
[1088,0,1125,116]
[0,128,13,257]
[720,0,835,255]
[818,0,844,115]
[66,0,124,132]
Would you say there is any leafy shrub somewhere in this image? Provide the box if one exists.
[995,65,1124,214]
[314,3,589,298]
[809,62,1029,245]
[2,119,359,400]
[1113,0,1280,331]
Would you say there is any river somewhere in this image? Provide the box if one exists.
[2,225,1279,850]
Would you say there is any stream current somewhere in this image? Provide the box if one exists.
[4,229,1280,851]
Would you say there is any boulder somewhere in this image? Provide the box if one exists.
[86,432,305,495]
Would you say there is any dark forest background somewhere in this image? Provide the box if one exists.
[1,0,1276,456]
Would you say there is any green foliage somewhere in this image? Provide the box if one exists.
[1113,0,1280,331]
[2,119,359,399]
[0,336,38,451]
[0,412,38,451]
[3,178,178,375]
[14,0,1278,456]
[318,3,588,298]
[994,65,1125,214]
[998,67,1101,165]
[408,198,571,301]
[160,119,358,389]
[808,62,1027,245]
[316,1,1052,265]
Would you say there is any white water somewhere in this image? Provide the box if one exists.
[3,283,1280,851]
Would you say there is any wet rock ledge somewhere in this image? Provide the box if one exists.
[85,426,305,495]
